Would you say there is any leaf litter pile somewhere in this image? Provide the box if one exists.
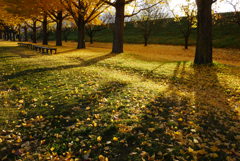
[0,43,240,161]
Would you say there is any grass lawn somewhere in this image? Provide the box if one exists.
[58,20,240,49]
[0,41,240,160]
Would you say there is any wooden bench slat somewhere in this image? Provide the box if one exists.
[18,43,57,54]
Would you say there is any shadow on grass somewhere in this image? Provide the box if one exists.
[1,53,117,82]
[57,49,81,54]
[95,61,188,85]
[128,62,191,160]
[190,66,239,160]
[0,81,128,160]
[131,63,240,160]
[1,54,239,160]
[0,46,37,59]
[0,56,20,59]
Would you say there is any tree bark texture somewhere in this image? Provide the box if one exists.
[194,0,213,65]
[0,31,2,39]
[112,0,125,53]
[32,20,37,43]
[42,14,48,45]
[24,27,28,41]
[56,11,63,46]
[77,20,86,49]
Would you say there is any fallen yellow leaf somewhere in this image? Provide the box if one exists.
[99,155,108,161]
[188,147,194,153]
[210,153,218,158]
[16,138,22,143]
[97,136,102,142]
[148,128,156,133]
[18,100,24,104]
[113,137,118,141]
[210,146,219,152]
[178,118,183,122]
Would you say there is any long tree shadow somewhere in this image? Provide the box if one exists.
[57,49,81,54]
[129,63,240,160]
[190,66,240,160]
[95,61,190,85]
[1,53,117,82]
[74,52,117,67]
[0,46,38,58]
[0,81,128,160]
[122,62,191,160]
[0,56,20,59]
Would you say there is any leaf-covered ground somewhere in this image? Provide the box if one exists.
[0,41,240,161]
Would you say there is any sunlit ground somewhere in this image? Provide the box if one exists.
[30,41,240,66]
[0,41,240,160]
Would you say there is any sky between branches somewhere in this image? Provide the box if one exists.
[169,0,237,15]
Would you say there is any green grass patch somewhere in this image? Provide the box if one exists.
[0,43,240,160]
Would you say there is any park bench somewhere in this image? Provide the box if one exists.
[18,43,57,55]
[32,45,57,54]
[18,43,29,47]
[41,47,57,55]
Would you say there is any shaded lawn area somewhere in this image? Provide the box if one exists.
[0,41,240,161]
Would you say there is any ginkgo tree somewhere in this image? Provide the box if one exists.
[39,0,69,46]
[170,1,197,49]
[0,3,4,39]
[227,0,240,26]
[103,0,164,53]
[0,21,3,39]
[60,0,108,49]
[2,0,43,43]
[0,0,21,41]
[194,0,218,65]
[85,13,113,44]
[132,1,168,46]
[1,16,22,42]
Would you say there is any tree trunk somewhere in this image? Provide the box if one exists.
[56,11,63,46]
[144,36,148,46]
[5,31,9,40]
[18,27,21,41]
[64,33,68,42]
[3,31,7,40]
[0,31,2,39]
[184,35,189,49]
[64,36,68,42]
[77,21,86,49]
[13,32,16,41]
[42,14,48,45]
[90,33,93,44]
[9,32,12,41]
[112,0,125,53]
[32,20,37,43]
[194,0,213,65]
[24,27,28,41]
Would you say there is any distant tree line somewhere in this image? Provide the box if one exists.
[0,0,239,65]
